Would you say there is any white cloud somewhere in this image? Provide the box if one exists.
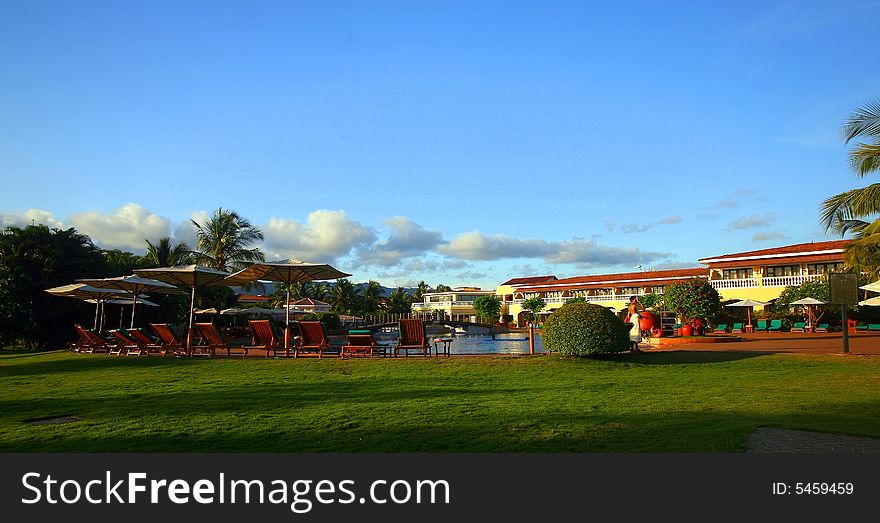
[68,203,171,252]
[621,215,682,233]
[263,210,375,263]
[0,209,64,229]
[356,216,444,267]
[437,231,669,268]
[751,231,787,242]
[729,212,775,230]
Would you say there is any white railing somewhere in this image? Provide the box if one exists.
[709,278,760,289]
[761,274,826,287]
[411,303,434,310]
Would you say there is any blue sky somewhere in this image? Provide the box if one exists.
[2,0,878,288]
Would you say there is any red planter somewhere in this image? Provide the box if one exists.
[681,324,693,337]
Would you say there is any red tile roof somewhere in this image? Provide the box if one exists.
[698,240,850,265]
[514,268,706,293]
[236,294,269,302]
[500,275,557,286]
[291,298,330,306]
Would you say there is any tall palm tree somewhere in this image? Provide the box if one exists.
[821,100,880,278]
[190,208,265,272]
[412,280,431,302]
[386,287,412,314]
[144,237,191,267]
[360,280,383,315]
[330,278,360,314]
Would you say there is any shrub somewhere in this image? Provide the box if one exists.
[300,312,341,331]
[662,279,721,322]
[543,303,630,356]
[472,295,502,323]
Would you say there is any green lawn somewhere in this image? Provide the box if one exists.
[1,350,878,452]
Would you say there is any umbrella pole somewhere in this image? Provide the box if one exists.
[186,286,196,356]
[285,285,292,358]
[119,305,124,329]
[130,287,139,329]
[93,301,100,330]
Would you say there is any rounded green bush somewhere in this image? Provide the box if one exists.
[543,303,630,356]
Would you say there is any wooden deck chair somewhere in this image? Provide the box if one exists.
[791,322,806,333]
[396,318,430,357]
[768,319,783,332]
[246,319,282,358]
[109,329,146,356]
[194,323,243,358]
[75,325,115,354]
[712,323,727,333]
[343,332,379,358]
[150,323,185,356]
[69,325,91,353]
[730,322,743,334]
[295,321,332,357]
[815,324,829,332]
[129,328,164,356]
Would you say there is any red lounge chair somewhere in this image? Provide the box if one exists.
[343,332,379,358]
[246,319,282,358]
[128,328,164,356]
[150,323,185,357]
[109,329,146,356]
[194,323,244,358]
[75,325,116,354]
[295,321,333,358]
[395,318,430,357]
[69,325,91,353]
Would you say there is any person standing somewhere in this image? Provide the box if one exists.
[627,296,643,353]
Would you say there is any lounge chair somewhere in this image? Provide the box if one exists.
[128,328,164,355]
[855,323,868,331]
[395,318,430,357]
[343,331,380,358]
[712,324,727,333]
[295,321,333,358]
[150,323,185,356]
[69,325,92,353]
[731,323,743,333]
[868,324,880,331]
[791,322,806,333]
[109,329,147,356]
[815,324,829,332]
[768,319,783,332]
[75,325,116,354]
[756,320,768,332]
[194,323,244,357]
[246,319,282,358]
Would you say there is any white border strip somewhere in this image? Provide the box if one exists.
[697,248,844,264]
[515,275,703,292]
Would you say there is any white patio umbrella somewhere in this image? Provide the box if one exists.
[78,275,184,328]
[725,299,768,329]
[858,296,880,306]
[224,260,350,354]
[790,297,826,329]
[860,280,880,293]
[88,297,160,329]
[134,265,231,355]
[45,283,129,331]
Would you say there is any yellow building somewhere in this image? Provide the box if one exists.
[699,239,849,302]
[410,287,497,322]
[500,268,706,327]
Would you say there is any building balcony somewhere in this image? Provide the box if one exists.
[709,274,826,290]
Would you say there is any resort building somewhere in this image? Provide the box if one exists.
[699,239,850,302]
[501,268,707,326]
[290,298,331,314]
[410,287,497,322]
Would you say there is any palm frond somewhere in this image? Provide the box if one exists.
[820,183,880,232]
[849,141,880,177]
[843,99,880,143]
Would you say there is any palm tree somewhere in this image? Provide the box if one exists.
[330,278,360,315]
[144,237,191,267]
[412,280,431,302]
[190,208,265,272]
[360,280,383,315]
[821,100,880,278]
[386,287,412,314]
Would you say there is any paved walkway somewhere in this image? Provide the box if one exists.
[746,428,880,453]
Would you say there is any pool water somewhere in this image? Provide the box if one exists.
[373,332,545,355]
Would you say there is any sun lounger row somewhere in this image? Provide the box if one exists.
[70,318,434,358]
[711,320,830,333]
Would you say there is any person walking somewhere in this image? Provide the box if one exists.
[627,296,643,353]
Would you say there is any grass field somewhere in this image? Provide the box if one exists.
[1,350,878,452]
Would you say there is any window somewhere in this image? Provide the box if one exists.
[806,262,844,275]
[620,287,640,296]
[722,268,753,279]
[765,265,800,277]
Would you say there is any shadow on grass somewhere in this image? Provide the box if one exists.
[4,404,880,453]
[593,351,770,365]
